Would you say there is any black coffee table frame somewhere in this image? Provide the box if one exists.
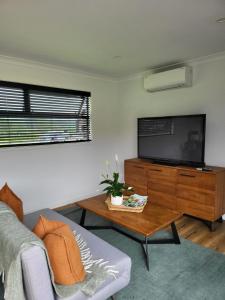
[79,208,181,271]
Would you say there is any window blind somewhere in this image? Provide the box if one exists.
[0,81,91,147]
[0,86,24,111]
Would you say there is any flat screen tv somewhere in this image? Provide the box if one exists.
[138,114,206,167]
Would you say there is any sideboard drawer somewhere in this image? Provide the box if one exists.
[125,163,146,178]
[177,185,215,206]
[177,170,216,191]
[148,166,177,183]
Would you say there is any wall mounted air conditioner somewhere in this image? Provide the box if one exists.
[144,66,192,92]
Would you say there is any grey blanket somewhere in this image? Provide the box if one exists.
[0,202,116,300]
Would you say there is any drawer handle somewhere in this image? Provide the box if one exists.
[179,173,196,178]
[132,165,143,169]
[150,169,162,172]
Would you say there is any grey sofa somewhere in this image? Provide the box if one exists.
[21,208,131,300]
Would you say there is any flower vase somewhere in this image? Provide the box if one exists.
[111,195,123,206]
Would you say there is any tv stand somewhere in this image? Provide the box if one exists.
[124,158,225,231]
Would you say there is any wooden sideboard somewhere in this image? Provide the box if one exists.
[124,158,225,228]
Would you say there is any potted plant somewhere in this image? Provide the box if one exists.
[100,172,133,205]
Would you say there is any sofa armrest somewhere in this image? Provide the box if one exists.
[21,246,55,300]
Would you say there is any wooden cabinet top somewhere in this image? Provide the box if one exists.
[125,158,225,174]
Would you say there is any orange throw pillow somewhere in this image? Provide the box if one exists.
[33,215,65,239]
[0,183,24,222]
[44,224,86,285]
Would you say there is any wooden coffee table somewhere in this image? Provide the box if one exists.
[76,194,182,270]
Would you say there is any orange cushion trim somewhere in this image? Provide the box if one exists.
[0,183,24,222]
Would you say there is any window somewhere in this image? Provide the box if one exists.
[0,81,91,147]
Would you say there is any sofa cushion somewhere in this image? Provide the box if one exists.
[0,183,23,221]
[44,223,86,285]
[33,215,65,239]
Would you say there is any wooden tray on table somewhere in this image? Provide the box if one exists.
[105,196,147,213]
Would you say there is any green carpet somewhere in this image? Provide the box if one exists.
[1,209,225,300]
[95,229,225,300]
[65,209,225,300]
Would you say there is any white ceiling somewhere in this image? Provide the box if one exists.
[0,0,225,77]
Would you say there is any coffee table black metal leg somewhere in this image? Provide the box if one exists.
[80,209,86,226]
[141,237,150,271]
[171,222,180,244]
[145,237,150,271]
[217,216,223,223]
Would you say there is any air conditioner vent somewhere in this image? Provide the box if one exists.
[144,66,192,92]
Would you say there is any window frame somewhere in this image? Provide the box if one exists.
[0,80,92,148]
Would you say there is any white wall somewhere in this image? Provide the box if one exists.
[0,58,120,212]
[118,54,225,167]
[1,53,225,213]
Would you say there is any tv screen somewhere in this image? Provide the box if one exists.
[138,114,206,166]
